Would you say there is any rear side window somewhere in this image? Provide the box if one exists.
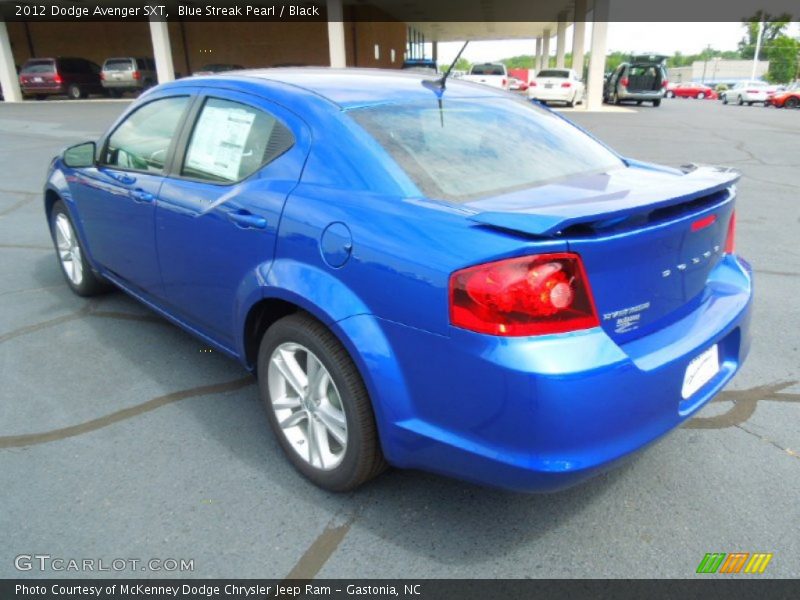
[105,59,134,71]
[181,97,294,183]
[22,60,54,74]
[102,96,189,173]
[349,98,623,202]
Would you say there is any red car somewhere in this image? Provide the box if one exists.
[666,82,718,100]
[19,57,104,100]
[766,85,800,109]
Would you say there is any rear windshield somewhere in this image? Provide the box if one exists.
[22,60,55,74]
[471,65,504,76]
[104,59,134,71]
[349,98,623,202]
[537,70,569,78]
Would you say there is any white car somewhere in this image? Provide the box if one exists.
[462,63,509,90]
[721,81,769,105]
[527,68,585,107]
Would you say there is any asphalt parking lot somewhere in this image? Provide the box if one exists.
[1,97,798,579]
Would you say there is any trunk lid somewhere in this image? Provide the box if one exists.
[466,164,738,342]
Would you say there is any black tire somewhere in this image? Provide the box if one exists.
[785,97,799,109]
[258,313,387,491]
[49,200,111,297]
[652,99,661,107]
[722,94,728,104]
[35,94,47,101]
[67,84,83,100]
[737,95,744,106]
[565,95,575,108]
[636,100,643,105]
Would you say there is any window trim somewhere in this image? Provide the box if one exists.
[98,94,194,177]
[167,93,296,187]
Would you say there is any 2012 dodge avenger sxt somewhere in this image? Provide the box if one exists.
[44,69,752,492]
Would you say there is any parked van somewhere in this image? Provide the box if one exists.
[101,57,157,97]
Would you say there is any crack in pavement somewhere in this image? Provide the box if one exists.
[684,380,800,429]
[0,376,254,449]
[0,195,35,217]
[0,243,51,250]
[754,268,800,278]
[0,300,169,344]
[283,511,359,580]
[735,423,800,461]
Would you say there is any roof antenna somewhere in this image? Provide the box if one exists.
[422,40,469,95]
[439,40,469,91]
[421,41,469,127]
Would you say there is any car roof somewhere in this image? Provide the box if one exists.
[175,67,506,109]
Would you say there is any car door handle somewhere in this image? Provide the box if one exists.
[228,210,267,230]
[130,189,154,203]
[105,170,136,185]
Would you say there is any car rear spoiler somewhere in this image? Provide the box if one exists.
[468,165,740,237]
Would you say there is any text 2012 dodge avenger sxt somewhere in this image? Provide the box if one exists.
[44,69,752,491]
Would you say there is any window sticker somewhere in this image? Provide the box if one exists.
[185,106,256,181]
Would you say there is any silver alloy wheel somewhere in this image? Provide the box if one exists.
[54,213,83,286]
[268,342,348,470]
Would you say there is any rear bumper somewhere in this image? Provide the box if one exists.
[102,80,145,90]
[21,84,65,95]
[362,255,752,492]
[528,87,575,102]
[618,89,664,101]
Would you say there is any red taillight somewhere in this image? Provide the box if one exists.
[691,214,717,232]
[54,73,63,84]
[449,253,599,336]
[529,81,537,87]
[620,77,629,87]
[662,79,669,88]
[502,78,507,87]
[561,82,572,88]
[746,89,758,94]
[724,211,736,254]
[132,70,141,80]
[100,72,105,80]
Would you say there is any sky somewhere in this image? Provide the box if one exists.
[435,22,800,64]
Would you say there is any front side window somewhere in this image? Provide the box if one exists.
[102,96,189,173]
[181,97,294,183]
[349,98,623,202]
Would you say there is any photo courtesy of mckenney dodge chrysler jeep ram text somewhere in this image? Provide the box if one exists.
[44,69,752,492]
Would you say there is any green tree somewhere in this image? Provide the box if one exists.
[765,35,800,83]
[738,11,791,59]
[452,57,472,72]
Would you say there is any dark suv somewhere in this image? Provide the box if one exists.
[604,54,668,107]
[19,57,103,100]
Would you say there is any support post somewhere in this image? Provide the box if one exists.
[586,0,609,110]
[0,21,22,102]
[326,0,347,68]
[149,19,175,83]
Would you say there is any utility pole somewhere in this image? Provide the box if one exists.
[751,16,764,81]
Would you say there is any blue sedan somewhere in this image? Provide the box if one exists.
[44,69,752,492]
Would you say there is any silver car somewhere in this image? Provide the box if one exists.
[721,81,769,106]
[101,57,156,97]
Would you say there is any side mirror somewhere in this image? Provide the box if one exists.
[63,141,96,168]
